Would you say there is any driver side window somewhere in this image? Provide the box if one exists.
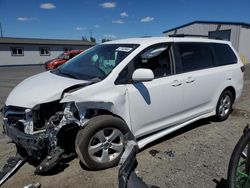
[133,45,171,78]
[115,43,172,84]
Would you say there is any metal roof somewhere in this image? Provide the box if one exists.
[163,20,250,33]
[0,37,95,46]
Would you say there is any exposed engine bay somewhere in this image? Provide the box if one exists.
[1,101,88,173]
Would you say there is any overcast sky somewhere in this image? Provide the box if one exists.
[0,0,250,42]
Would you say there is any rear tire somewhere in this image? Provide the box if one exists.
[215,90,233,121]
[75,115,129,170]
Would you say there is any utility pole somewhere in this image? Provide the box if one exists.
[89,29,93,38]
[0,22,3,38]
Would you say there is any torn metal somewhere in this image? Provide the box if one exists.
[118,133,149,188]
[23,183,41,188]
[0,155,25,186]
[2,102,85,175]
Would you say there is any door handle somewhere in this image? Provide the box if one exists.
[171,80,182,87]
[186,77,195,83]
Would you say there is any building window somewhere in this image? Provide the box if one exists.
[40,47,50,56]
[64,48,72,52]
[208,30,231,41]
[11,47,24,56]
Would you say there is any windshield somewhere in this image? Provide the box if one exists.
[53,44,139,81]
[57,52,66,60]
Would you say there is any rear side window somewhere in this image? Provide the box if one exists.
[177,43,214,72]
[211,43,237,66]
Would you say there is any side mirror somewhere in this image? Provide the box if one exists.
[132,68,154,82]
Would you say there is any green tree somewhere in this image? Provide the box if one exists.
[101,38,112,43]
[90,37,96,43]
[82,36,88,41]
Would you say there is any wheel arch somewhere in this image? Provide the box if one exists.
[76,103,131,131]
[87,108,129,126]
[211,85,236,115]
[222,86,236,102]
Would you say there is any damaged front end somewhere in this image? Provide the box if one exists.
[2,101,85,173]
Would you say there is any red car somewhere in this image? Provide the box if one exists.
[45,50,83,70]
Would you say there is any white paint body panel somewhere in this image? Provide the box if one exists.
[5,37,244,149]
[127,75,183,138]
[5,71,89,108]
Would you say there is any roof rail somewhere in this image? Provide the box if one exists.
[168,34,208,38]
[168,34,227,41]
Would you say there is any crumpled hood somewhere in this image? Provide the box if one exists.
[5,71,89,108]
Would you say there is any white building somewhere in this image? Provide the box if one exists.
[0,37,94,66]
[163,21,250,64]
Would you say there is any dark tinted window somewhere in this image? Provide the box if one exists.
[177,43,214,72]
[212,43,237,66]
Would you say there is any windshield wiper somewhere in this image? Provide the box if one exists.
[90,77,102,83]
[58,68,78,79]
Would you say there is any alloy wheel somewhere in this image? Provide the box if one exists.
[88,128,124,163]
[219,94,231,117]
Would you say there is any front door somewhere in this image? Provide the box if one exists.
[125,44,184,138]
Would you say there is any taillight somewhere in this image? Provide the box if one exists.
[241,65,245,73]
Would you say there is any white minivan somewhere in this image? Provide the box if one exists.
[2,37,244,170]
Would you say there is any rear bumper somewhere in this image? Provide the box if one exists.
[3,118,48,159]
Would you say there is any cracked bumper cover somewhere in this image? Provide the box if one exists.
[3,118,48,159]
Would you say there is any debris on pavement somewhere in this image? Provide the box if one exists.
[164,150,175,158]
[149,149,160,157]
[149,149,176,159]
[35,146,65,175]
[0,155,26,186]
[23,182,41,188]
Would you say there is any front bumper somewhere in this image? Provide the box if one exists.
[3,118,48,160]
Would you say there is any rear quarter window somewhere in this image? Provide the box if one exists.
[211,43,237,66]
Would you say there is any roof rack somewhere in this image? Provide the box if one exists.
[168,34,226,40]
[168,34,208,38]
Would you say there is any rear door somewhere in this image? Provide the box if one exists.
[174,42,224,120]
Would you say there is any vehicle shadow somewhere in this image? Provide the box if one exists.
[133,83,151,105]
[213,178,227,188]
[139,117,212,152]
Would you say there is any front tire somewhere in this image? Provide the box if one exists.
[215,90,233,121]
[75,115,129,170]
